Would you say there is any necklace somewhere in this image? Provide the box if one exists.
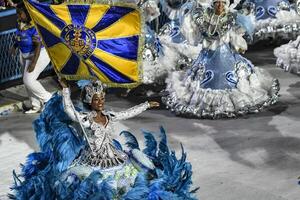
[207,12,225,37]
[89,111,108,128]
[208,13,220,36]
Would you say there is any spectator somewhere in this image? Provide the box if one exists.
[10,2,52,114]
[0,0,16,10]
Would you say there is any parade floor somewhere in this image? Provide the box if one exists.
[0,48,300,199]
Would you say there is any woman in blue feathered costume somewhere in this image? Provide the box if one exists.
[10,79,198,199]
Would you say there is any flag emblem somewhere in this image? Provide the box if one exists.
[61,25,97,60]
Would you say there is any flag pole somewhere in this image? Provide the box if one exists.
[59,75,93,152]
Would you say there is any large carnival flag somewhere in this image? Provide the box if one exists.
[24,0,143,87]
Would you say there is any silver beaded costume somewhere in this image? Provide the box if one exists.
[62,88,150,168]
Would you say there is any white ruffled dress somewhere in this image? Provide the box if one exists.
[162,8,279,118]
[274,36,300,74]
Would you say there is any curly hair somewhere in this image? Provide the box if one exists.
[16,2,31,23]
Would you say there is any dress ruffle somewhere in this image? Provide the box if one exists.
[274,36,300,75]
[142,36,179,84]
[254,10,300,41]
[142,35,201,84]
[162,57,279,119]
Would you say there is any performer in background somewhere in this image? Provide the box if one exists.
[0,0,15,9]
[274,35,300,75]
[162,0,280,118]
[140,0,202,85]
[10,3,52,114]
[10,79,197,199]
[120,0,202,100]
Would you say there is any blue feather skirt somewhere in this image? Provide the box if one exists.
[10,94,198,200]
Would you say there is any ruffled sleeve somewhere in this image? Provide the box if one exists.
[181,4,204,45]
[229,12,252,52]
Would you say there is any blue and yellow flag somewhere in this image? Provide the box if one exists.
[24,0,143,87]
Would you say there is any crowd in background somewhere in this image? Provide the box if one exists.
[0,0,16,10]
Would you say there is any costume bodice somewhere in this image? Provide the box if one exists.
[193,7,235,40]
[62,88,150,168]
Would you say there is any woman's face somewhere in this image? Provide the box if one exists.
[91,93,105,112]
[17,9,28,22]
[214,1,226,15]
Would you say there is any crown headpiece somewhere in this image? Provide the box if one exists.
[83,81,105,104]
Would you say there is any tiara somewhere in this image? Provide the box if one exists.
[83,81,105,104]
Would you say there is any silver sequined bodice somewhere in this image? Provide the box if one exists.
[62,88,150,169]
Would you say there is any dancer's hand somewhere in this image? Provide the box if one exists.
[58,77,68,88]
[27,62,36,73]
[149,101,160,108]
[238,48,246,54]
[9,47,16,56]
[28,37,41,73]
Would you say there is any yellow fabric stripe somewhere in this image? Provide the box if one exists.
[25,2,61,38]
[96,10,140,39]
[85,5,109,29]
[75,61,91,77]
[85,59,111,83]
[47,43,71,71]
[51,5,72,26]
[94,49,138,81]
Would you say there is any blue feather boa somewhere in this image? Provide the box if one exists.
[10,94,198,199]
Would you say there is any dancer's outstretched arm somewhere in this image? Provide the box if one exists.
[60,78,88,127]
[110,101,159,121]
